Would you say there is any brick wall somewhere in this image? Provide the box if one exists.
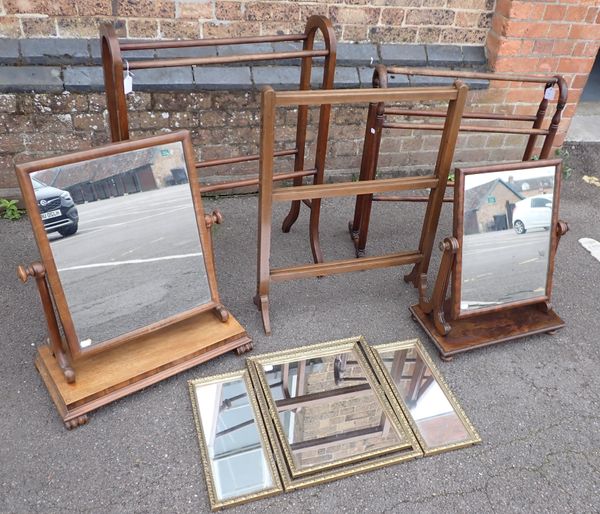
[1,1,600,195]
[0,0,493,44]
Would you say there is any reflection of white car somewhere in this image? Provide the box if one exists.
[512,194,552,234]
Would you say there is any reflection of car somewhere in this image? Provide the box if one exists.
[32,178,79,236]
[512,194,552,234]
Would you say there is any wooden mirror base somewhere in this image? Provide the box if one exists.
[35,310,251,429]
[409,302,564,361]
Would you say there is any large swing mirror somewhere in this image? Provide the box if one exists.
[16,131,219,357]
[453,159,562,319]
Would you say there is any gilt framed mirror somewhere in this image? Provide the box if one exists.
[452,159,562,319]
[247,337,420,478]
[367,339,480,455]
[16,131,224,358]
[16,131,251,428]
[189,370,283,510]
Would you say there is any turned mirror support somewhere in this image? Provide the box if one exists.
[203,209,231,324]
[17,262,75,384]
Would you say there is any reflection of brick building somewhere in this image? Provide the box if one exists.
[276,353,403,470]
[464,178,524,234]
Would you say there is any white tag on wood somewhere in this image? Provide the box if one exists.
[124,72,133,94]
[544,86,555,100]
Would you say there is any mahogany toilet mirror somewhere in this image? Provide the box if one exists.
[16,130,250,428]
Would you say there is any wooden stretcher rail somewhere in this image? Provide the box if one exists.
[196,149,297,169]
[373,195,453,203]
[382,122,550,135]
[200,169,316,193]
[384,108,538,123]
[270,251,423,282]
[274,87,459,106]
[272,176,439,202]
[119,33,308,51]
[127,50,329,70]
[386,66,560,85]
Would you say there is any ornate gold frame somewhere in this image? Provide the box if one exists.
[188,370,283,511]
[366,339,481,455]
[247,336,421,478]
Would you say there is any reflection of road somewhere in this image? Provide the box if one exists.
[461,229,550,311]
[49,185,211,347]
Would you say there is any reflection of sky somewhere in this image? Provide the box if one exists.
[464,166,555,189]
[195,379,273,501]
[410,383,453,420]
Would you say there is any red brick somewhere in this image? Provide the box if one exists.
[505,19,549,38]
[553,40,576,56]
[537,57,560,73]
[532,39,553,55]
[509,1,543,20]
[558,57,595,74]
[571,74,590,89]
[569,23,600,40]
[544,5,567,21]
[564,5,589,22]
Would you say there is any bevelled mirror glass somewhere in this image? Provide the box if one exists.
[371,339,480,454]
[249,337,418,478]
[189,371,283,511]
[454,161,560,317]
[16,132,217,356]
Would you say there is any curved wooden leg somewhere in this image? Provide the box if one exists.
[213,304,230,323]
[64,414,88,430]
[404,264,421,288]
[282,200,301,233]
[309,198,324,264]
[234,341,254,355]
[254,294,271,335]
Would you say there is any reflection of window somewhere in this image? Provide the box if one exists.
[531,197,551,208]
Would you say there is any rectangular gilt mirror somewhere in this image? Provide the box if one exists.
[248,337,420,478]
[16,131,221,357]
[453,159,562,319]
[189,371,283,511]
[369,339,480,454]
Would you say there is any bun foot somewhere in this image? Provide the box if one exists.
[213,304,229,323]
[546,329,558,335]
[440,354,453,362]
[234,341,254,355]
[64,414,88,430]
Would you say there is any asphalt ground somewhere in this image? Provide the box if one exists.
[1,154,599,513]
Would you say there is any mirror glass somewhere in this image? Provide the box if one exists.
[191,372,280,506]
[256,344,411,475]
[460,165,556,313]
[30,142,211,348]
[375,343,476,451]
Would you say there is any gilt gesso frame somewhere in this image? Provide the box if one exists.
[366,339,481,455]
[451,159,562,321]
[247,336,420,478]
[188,370,284,511]
[15,130,221,359]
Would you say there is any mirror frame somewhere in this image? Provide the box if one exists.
[367,339,481,455]
[247,336,420,478]
[188,370,284,511]
[451,159,562,320]
[15,130,221,358]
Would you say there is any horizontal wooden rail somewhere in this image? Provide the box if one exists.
[274,87,459,107]
[270,251,423,282]
[382,122,549,135]
[271,176,439,202]
[119,33,308,51]
[196,149,297,169]
[383,108,538,123]
[386,67,559,85]
[373,195,453,203]
[200,169,316,193]
[127,50,329,69]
